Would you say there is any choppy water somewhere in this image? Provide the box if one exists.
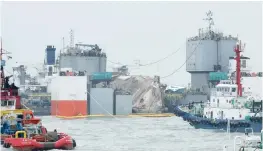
[1,116,255,151]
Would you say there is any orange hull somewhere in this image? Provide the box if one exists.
[51,100,87,116]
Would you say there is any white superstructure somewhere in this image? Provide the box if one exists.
[203,49,262,120]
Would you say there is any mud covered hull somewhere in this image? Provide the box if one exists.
[174,106,262,133]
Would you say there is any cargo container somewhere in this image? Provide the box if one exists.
[91,72,112,81]
[209,72,228,81]
[50,76,87,117]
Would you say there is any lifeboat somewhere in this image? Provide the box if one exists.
[3,129,77,151]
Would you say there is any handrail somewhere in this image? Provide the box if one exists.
[233,136,245,151]
[21,103,30,110]
[15,131,27,138]
[245,128,254,135]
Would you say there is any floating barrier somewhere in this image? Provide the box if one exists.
[55,113,175,119]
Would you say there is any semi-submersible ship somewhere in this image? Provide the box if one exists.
[21,11,262,116]
[21,30,134,117]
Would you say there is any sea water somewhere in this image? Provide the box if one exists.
[1,116,254,151]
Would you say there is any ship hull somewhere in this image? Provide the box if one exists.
[51,100,87,117]
[188,121,262,133]
[174,106,262,133]
[50,76,88,117]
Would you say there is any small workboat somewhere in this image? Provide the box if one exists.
[3,124,76,151]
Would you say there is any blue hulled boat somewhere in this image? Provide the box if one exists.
[174,105,262,133]
[174,41,262,133]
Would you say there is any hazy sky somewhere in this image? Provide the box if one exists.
[1,1,262,86]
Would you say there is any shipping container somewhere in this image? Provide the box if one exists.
[91,72,112,81]
[209,72,228,81]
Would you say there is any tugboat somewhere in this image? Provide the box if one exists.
[0,39,77,150]
[0,39,29,116]
[1,102,77,150]
[0,39,41,144]
[174,42,262,133]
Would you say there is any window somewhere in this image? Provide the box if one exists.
[232,88,236,92]
[38,128,41,134]
[48,66,53,72]
[8,101,14,106]
[241,60,246,68]
[1,100,7,106]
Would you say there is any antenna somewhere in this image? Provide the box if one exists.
[1,37,2,56]
[239,40,246,53]
[203,10,214,32]
[70,29,74,48]
[62,37,65,52]
[0,38,2,68]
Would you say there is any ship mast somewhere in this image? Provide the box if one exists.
[1,38,4,89]
[203,10,214,33]
[70,29,74,48]
[234,41,242,97]
[1,37,3,58]
[0,38,12,88]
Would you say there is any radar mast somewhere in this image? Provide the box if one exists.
[203,10,215,32]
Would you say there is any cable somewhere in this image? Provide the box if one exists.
[107,60,123,65]
[85,90,138,134]
[160,32,212,79]
[138,47,182,67]
[107,60,136,67]
[107,43,184,67]
[160,40,203,79]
